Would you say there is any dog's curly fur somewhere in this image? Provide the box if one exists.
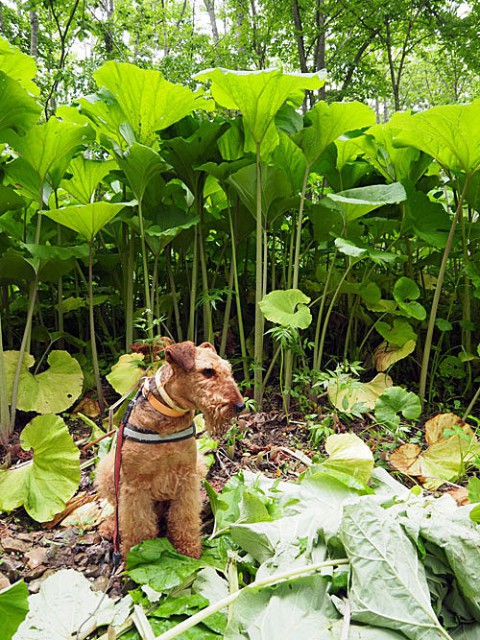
[95,341,244,559]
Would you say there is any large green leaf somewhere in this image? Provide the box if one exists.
[115,142,167,202]
[339,500,446,639]
[14,569,130,639]
[106,353,145,396]
[413,499,480,619]
[44,201,130,240]
[394,100,480,175]
[322,433,374,486]
[228,163,295,222]
[358,112,432,183]
[0,71,40,138]
[62,156,117,204]
[0,580,29,640]
[0,37,38,94]
[195,68,326,154]
[393,277,426,321]
[4,157,48,204]
[374,386,422,429]
[326,182,407,222]
[126,538,229,593]
[161,119,229,195]
[93,61,212,146]
[0,415,81,521]
[0,185,25,214]
[4,118,95,187]
[294,100,375,167]
[259,289,312,329]
[226,575,339,640]
[4,350,83,414]
[404,187,450,248]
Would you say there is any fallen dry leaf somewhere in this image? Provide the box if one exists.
[72,396,101,418]
[60,498,113,529]
[389,443,424,476]
[446,487,469,506]
[328,373,393,413]
[374,340,416,372]
[389,413,480,489]
[424,413,469,445]
[44,492,92,529]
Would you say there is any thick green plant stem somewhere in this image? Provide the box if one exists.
[317,261,353,371]
[124,227,134,350]
[228,206,249,381]
[313,248,338,370]
[418,177,470,407]
[154,558,350,640]
[220,258,234,357]
[198,201,213,343]
[187,225,199,342]
[463,385,480,421]
[137,199,153,338]
[459,205,472,354]
[254,144,264,405]
[88,241,105,414]
[166,246,183,342]
[9,274,39,432]
[284,167,310,408]
[0,313,11,444]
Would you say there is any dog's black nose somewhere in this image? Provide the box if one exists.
[235,401,245,413]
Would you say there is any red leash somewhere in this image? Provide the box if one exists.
[112,397,136,566]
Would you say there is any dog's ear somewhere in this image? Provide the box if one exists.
[199,342,217,354]
[165,341,196,371]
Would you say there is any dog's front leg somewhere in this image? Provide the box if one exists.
[119,484,159,556]
[166,484,202,559]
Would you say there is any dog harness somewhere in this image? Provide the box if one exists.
[112,374,196,564]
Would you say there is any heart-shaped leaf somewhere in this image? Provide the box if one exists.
[195,67,325,155]
[375,387,421,429]
[106,353,145,396]
[393,277,426,320]
[4,350,83,414]
[0,415,81,521]
[259,289,312,329]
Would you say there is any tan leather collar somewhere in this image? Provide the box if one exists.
[141,375,189,418]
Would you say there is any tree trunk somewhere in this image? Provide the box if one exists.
[203,0,219,43]
[291,1,308,73]
[314,0,326,100]
[0,3,5,35]
[30,10,39,59]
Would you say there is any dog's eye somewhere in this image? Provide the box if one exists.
[202,368,216,378]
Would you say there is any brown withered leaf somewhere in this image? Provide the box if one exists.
[72,396,101,418]
[389,443,424,476]
[424,413,469,445]
[446,487,469,507]
[374,340,416,372]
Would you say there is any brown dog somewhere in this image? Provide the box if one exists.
[95,341,244,558]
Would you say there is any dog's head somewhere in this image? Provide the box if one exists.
[164,341,245,436]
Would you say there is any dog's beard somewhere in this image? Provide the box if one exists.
[202,403,237,437]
